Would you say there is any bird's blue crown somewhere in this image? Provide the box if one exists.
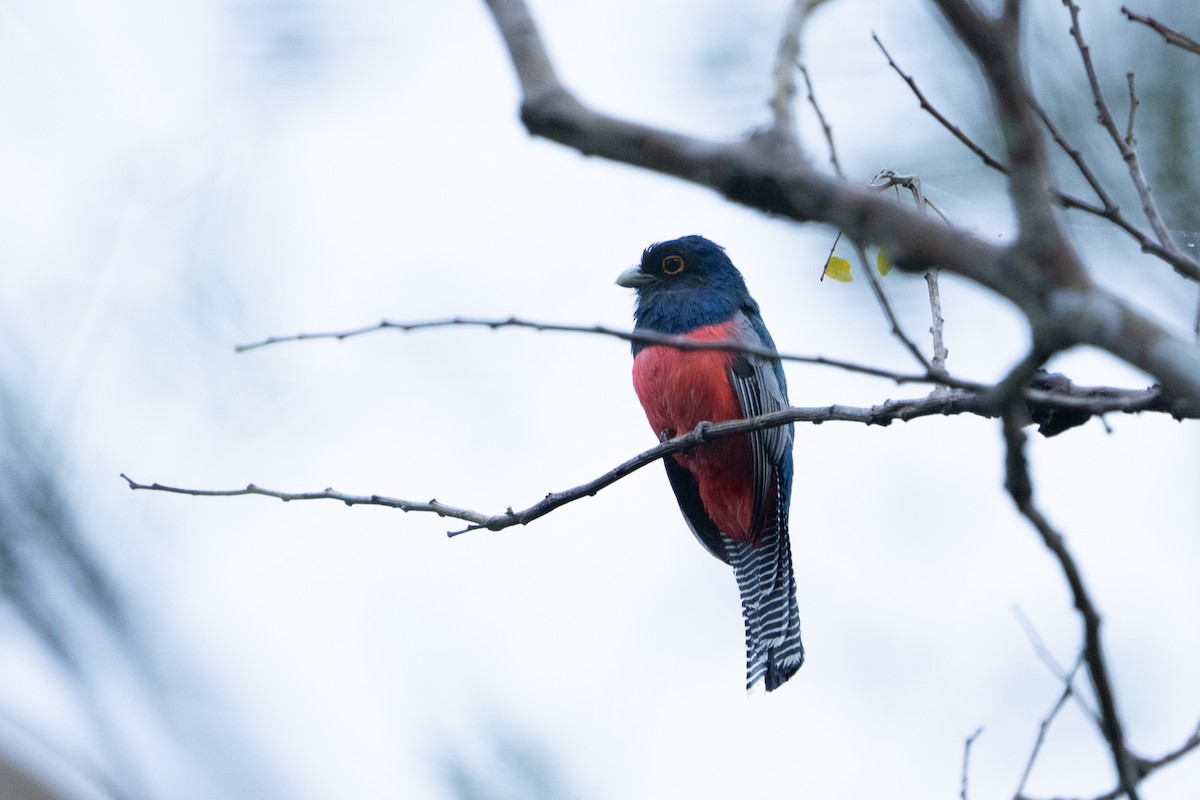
[626,236,758,344]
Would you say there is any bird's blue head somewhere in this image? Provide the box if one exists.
[616,236,757,344]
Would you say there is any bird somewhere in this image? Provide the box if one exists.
[616,235,803,692]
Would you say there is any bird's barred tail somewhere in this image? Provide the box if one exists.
[725,473,804,692]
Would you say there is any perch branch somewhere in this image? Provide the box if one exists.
[123,377,1200,534]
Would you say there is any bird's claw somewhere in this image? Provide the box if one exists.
[658,428,677,443]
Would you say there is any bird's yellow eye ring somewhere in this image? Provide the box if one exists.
[662,255,685,275]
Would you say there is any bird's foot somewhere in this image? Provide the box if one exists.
[658,428,677,443]
[692,420,712,443]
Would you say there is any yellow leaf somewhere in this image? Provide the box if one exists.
[824,256,853,282]
[877,249,893,276]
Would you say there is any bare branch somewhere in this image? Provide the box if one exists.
[818,229,844,282]
[874,30,1200,281]
[871,170,951,379]
[1137,717,1200,774]
[1123,72,1139,148]
[123,374,1200,536]
[1015,654,1086,799]
[770,0,831,140]
[235,315,1200,427]
[998,354,1142,800]
[932,0,1064,257]
[798,65,843,177]
[960,726,984,800]
[850,237,935,374]
[1063,0,1179,256]
[872,32,1009,174]
[119,473,498,529]
[1032,93,1200,280]
[482,0,1200,400]
[235,315,964,387]
[1013,607,1100,722]
[1027,98,1117,214]
[125,411,875,536]
[1121,6,1200,56]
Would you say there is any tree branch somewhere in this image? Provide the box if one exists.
[234,315,1200,428]
[849,236,935,374]
[960,726,984,800]
[1063,0,1180,257]
[870,170,951,380]
[769,0,831,141]
[798,65,843,177]
[872,32,1008,174]
[1014,654,1086,799]
[874,29,1200,281]
[1120,6,1200,57]
[998,354,1142,800]
[235,315,965,387]
[121,373,1200,535]
[481,0,1200,401]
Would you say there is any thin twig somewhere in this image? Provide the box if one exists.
[818,230,843,282]
[235,315,962,387]
[120,473,500,529]
[235,315,1200,424]
[1123,72,1138,147]
[960,726,984,800]
[798,64,842,177]
[1013,607,1099,722]
[1136,716,1200,774]
[1121,6,1200,56]
[871,170,950,381]
[1028,98,1117,214]
[850,237,934,373]
[1015,654,1087,798]
[769,0,830,139]
[1063,0,1178,254]
[1031,94,1200,279]
[925,269,948,377]
[876,27,1200,281]
[872,33,1008,173]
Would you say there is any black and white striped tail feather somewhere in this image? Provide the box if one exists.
[725,467,804,692]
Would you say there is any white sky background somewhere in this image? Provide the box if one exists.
[0,0,1198,798]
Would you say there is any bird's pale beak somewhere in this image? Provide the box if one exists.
[616,266,653,288]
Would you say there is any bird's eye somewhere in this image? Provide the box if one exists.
[662,255,685,275]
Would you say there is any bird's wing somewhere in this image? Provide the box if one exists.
[727,313,792,539]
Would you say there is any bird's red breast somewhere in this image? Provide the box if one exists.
[631,320,756,543]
